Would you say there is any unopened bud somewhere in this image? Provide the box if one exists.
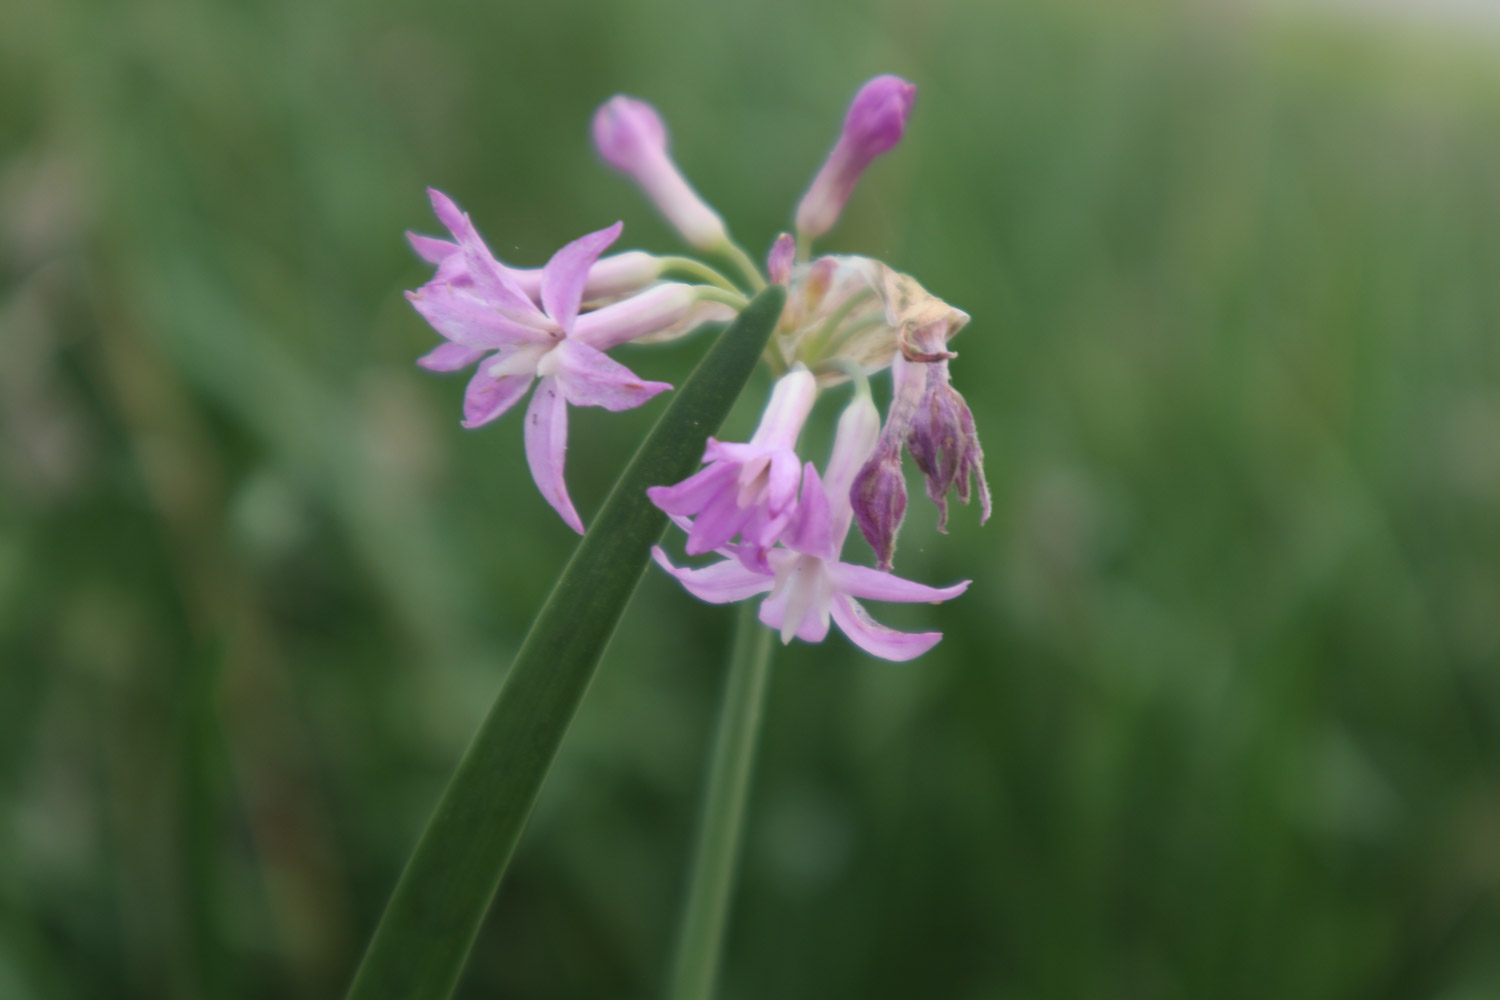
[794,75,916,243]
[592,96,729,251]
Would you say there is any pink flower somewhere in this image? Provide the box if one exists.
[647,367,817,567]
[592,96,729,252]
[652,394,969,662]
[795,75,917,243]
[407,188,682,533]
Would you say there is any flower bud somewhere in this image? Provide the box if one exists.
[767,233,795,286]
[794,75,916,243]
[592,96,729,252]
[851,440,908,572]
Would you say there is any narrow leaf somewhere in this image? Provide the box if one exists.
[345,287,787,1000]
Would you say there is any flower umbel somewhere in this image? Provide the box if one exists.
[408,73,983,658]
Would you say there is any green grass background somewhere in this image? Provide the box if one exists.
[3,0,1499,997]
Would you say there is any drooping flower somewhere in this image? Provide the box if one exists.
[592,96,729,252]
[795,75,917,244]
[647,366,817,568]
[407,188,685,533]
[852,318,989,565]
[652,393,969,661]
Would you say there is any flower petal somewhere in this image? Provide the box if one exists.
[650,547,774,604]
[757,559,832,644]
[547,338,671,412]
[829,593,941,662]
[523,376,584,533]
[406,283,550,348]
[685,485,755,556]
[461,366,533,429]
[828,562,970,604]
[646,460,738,516]
[427,188,549,323]
[407,231,459,264]
[418,342,488,372]
[541,221,623,332]
[784,463,834,559]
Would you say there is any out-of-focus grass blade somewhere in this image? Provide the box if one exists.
[344,287,786,1000]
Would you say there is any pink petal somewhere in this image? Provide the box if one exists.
[647,460,738,516]
[548,338,671,412]
[685,485,755,556]
[461,366,534,429]
[650,547,774,604]
[828,563,970,604]
[418,342,488,372]
[426,188,549,323]
[541,221,623,332]
[523,376,584,533]
[784,463,834,559]
[407,232,460,264]
[757,562,832,644]
[406,282,548,348]
[829,593,941,662]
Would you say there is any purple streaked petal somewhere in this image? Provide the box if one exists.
[829,593,941,662]
[647,461,738,516]
[541,222,623,332]
[523,376,583,533]
[545,338,671,412]
[407,232,459,264]
[418,342,488,372]
[426,188,549,323]
[828,562,970,604]
[406,284,549,348]
[650,547,774,604]
[460,366,534,429]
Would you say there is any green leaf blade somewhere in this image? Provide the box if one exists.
[346,286,786,1000]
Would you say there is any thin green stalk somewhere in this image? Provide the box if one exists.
[716,241,768,293]
[660,256,743,295]
[665,601,776,1000]
[345,287,786,1000]
[695,286,751,310]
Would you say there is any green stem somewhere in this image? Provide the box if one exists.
[717,241,768,293]
[660,256,743,295]
[694,286,751,310]
[665,601,776,1000]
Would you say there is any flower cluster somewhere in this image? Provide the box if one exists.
[406,75,988,660]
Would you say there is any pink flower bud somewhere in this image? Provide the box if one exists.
[767,233,795,285]
[592,96,729,252]
[795,75,916,243]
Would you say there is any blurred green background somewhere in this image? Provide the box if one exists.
[4,0,1500,996]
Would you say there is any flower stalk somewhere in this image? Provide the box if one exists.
[665,600,776,1000]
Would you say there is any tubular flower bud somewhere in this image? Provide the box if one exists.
[794,75,916,243]
[767,233,796,286]
[592,96,729,252]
